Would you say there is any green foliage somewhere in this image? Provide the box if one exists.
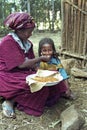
[0,26,9,36]
[0,0,61,35]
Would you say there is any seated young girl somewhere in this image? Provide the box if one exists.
[38,37,75,99]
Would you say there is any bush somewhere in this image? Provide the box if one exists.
[0,26,9,36]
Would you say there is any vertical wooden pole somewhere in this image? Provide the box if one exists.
[78,0,84,55]
[61,0,66,50]
[69,0,73,52]
[83,0,87,56]
[72,4,77,53]
[65,2,69,51]
[82,0,87,68]
[76,0,82,54]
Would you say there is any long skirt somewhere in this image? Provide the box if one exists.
[0,71,67,116]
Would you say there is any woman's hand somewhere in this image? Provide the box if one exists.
[18,56,51,69]
[40,55,51,62]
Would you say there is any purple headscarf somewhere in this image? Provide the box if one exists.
[4,12,35,30]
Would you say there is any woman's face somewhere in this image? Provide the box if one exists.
[17,28,34,41]
[41,43,53,57]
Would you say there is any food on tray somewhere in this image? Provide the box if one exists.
[32,76,58,82]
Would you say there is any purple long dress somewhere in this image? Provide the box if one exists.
[0,35,67,116]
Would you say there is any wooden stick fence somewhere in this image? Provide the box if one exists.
[61,0,87,67]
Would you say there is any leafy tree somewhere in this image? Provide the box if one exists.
[0,0,61,34]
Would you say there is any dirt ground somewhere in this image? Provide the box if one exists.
[0,32,87,130]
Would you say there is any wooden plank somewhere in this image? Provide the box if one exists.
[72,7,77,52]
[78,0,85,55]
[76,0,82,54]
[67,2,71,51]
[64,2,69,51]
[65,0,87,14]
[70,0,74,52]
[61,0,66,50]
[83,0,87,56]
[61,51,87,60]
[82,0,87,67]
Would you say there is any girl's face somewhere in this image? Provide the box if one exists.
[41,43,53,57]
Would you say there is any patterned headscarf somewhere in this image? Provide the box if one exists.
[4,12,35,30]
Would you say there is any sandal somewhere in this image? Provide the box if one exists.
[2,100,16,118]
[61,90,76,100]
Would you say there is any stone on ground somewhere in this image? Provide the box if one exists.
[60,105,85,130]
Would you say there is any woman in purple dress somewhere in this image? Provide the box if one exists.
[0,12,74,118]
